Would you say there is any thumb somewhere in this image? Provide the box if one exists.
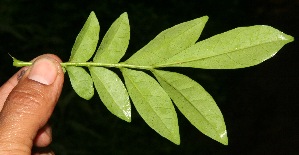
[0,54,64,154]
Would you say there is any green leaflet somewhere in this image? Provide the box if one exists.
[157,25,294,69]
[69,11,100,62]
[67,11,99,100]
[89,12,131,122]
[89,67,131,122]
[153,70,227,145]
[66,66,94,100]
[93,12,130,63]
[122,68,180,144]
[124,16,208,66]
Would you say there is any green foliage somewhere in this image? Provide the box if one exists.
[89,12,131,122]
[122,68,180,144]
[157,25,293,69]
[69,11,100,62]
[66,66,94,100]
[12,11,294,145]
[125,16,208,66]
[153,70,227,145]
[93,12,130,63]
[66,11,100,100]
[90,67,131,122]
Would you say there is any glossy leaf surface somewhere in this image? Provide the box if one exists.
[93,12,130,63]
[125,16,208,66]
[90,67,131,122]
[69,11,100,62]
[122,68,180,144]
[153,70,227,145]
[66,66,94,100]
[157,25,294,69]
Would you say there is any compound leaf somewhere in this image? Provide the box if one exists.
[66,66,94,100]
[122,68,180,144]
[90,67,131,122]
[153,70,227,145]
[124,16,208,66]
[157,25,294,69]
[69,11,100,62]
[93,12,130,63]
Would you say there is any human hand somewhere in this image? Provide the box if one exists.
[0,54,64,155]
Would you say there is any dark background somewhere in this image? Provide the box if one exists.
[0,0,298,154]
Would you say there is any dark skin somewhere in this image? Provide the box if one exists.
[0,54,64,155]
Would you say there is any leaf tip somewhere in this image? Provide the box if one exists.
[75,86,94,100]
[201,15,209,21]
[120,12,129,24]
[263,25,294,43]
[193,15,209,25]
[84,92,94,100]
[118,109,131,123]
[167,132,180,145]
[285,34,294,43]
[173,138,181,145]
[123,117,131,123]
[89,11,98,22]
[121,12,128,17]
[89,11,99,26]
[169,131,180,145]
[218,130,228,145]
[90,11,96,16]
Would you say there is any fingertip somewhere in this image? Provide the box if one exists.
[33,125,52,147]
[32,54,64,75]
[34,54,63,63]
